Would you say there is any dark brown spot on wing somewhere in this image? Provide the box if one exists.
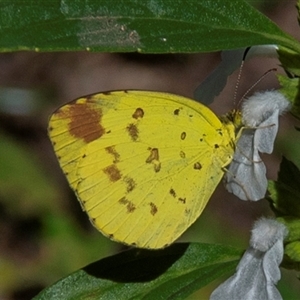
[132,108,144,119]
[181,132,186,140]
[124,176,136,193]
[146,147,159,162]
[108,233,114,239]
[170,188,176,198]
[194,162,202,170]
[105,146,120,163]
[119,197,136,213]
[66,101,105,143]
[174,108,180,115]
[179,197,186,204]
[103,165,122,182]
[214,144,219,149]
[179,151,186,158]
[216,129,223,136]
[146,148,161,172]
[127,123,139,141]
[150,202,158,215]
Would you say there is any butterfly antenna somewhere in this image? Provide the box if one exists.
[237,68,277,106]
[233,47,251,107]
[233,60,244,106]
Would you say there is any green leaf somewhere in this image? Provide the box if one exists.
[278,47,300,77]
[33,243,242,300]
[268,157,300,218]
[277,74,300,120]
[1,0,299,53]
[285,241,300,263]
[277,216,300,243]
[277,46,300,120]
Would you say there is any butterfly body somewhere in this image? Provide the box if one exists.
[49,90,241,249]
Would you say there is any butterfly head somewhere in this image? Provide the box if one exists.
[220,109,243,132]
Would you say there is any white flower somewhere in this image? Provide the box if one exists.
[210,217,288,300]
[225,90,291,201]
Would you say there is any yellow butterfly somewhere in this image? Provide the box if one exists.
[48,90,242,249]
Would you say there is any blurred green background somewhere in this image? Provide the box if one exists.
[1,1,300,299]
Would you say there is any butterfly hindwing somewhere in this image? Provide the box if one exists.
[49,90,236,249]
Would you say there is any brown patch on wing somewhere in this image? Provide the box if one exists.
[103,164,122,182]
[66,100,105,143]
[132,108,144,119]
[127,123,139,141]
[124,176,136,193]
[150,202,158,216]
[119,197,136,213]
[146,148,161,172]
[105,146,120,163]
[193,162,202,170]
[181,132,186,140]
